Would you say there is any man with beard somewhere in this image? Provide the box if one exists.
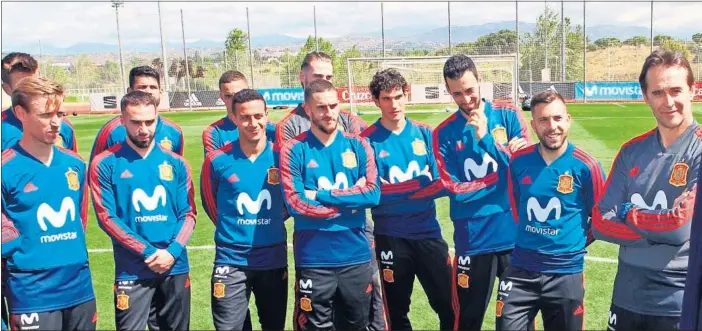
[201,89,289,330]
[361,68,454,330]
[89,90,197,331]
[2,77,96,331]
[90,66,184,161]
[202,71,276,157]
[498,89,604,331]
[275,51,385,330]
[279,79,380,331]
[593,49,701,331]
[433,54,531,331]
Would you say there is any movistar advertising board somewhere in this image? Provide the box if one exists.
[257,88,304,107]
[575,82,643,101]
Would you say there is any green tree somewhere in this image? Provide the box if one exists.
[594,37,621,49]
[281,36,337,87]
[225,28,249,70]
[694,33,702,44]
[653,34,673,45]
[659,39,692,60]
[334,45,362,87]
[623,36,650,46]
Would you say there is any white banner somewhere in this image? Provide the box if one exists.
[90,93,170,112]
[409,83,493,104]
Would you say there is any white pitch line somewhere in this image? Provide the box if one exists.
[88,245,618,264]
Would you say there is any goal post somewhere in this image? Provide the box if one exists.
[345,55,518,113]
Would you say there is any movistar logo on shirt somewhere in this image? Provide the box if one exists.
[37,197,78,243]
[236,190,273,225]
[388,160,432,183]
[630,190,668,210]
[464,153,497,180]
[132,185,168,222]
[525,197,561,236]
[318,173,349,190]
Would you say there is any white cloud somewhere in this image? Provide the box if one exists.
[2,1,701,50]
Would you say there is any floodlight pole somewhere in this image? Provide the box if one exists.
[112,0,127,93]
[158,1,169,94]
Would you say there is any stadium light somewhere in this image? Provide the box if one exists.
[112,0,127,93]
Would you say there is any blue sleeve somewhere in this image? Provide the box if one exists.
[174,128,185,156]
[388,128,448,201]
[507,165,521,224]
[200,154,220,224]
[90,158,158,260]
[202,127,222,158]
[582,161,606,246]
[279,142,340,219]
[477,133,510,169]
[433,125,498,203]
[316,138,381,209]
[507,107,532,143]
[166,158,197,259]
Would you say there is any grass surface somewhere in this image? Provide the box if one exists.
[67,102,702,330]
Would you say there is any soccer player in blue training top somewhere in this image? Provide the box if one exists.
[2,52,77,152]
[90,65,184,161]
[89,90,197,331]
[201,89,289,330]
[593,49,701,331]
[1,76,96,330]
[361,68,454,330]
[682,165,702,331]
[202,70,276,157]
[280,79,381,331]
[433,54,531,331]
[275,51,385,331]
[499,89,604,331]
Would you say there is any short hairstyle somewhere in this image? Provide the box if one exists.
[2,52,38,85]
[443,54,480,83]
[231,88,266,114]
[11,76,64,113]
[638,49,695,93]
[128,65,161,89]
[301,51,332,71]
[369,68,409,99]
[219,70,247,87]
[530,89,566,110]
[120,90,157,113]
[304,79,335,103]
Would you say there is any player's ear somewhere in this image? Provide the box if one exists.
[126,87,133,93]
[1,82,11,96]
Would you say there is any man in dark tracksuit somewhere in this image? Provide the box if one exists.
[275,51,385,331]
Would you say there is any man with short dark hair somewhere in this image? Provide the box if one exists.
[499,89,604,331]
[201,89,288,330]
[361,68,454,330]
[90,66,184,161]
[593,49,701,331]
[280,79,380,331]
[1,52,76,152]
[202,71,275,156]
[90,90,197,331]
[434,54,531,331]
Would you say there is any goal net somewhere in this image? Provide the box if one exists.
[345,55,518,113]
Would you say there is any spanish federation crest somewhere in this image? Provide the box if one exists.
[670,161,689,187]
[160,137,173,151]
[342,149,357,168]
[159,161,174,181]
[496,300,504,317]
[492,126,508,145]
[213,282,226,299]
[116,291,130,311]
[300,297,312,312]
[383,268,394,283]
[457,273,469,289]
[411,139,427,156]
[557,172,574,194]
[65,169,80,191]
[267,167,280,185]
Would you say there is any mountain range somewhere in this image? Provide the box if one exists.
[4,21,696,56]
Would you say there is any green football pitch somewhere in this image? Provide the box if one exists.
[68,102,702,330]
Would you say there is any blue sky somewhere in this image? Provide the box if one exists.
[2,0,701,49]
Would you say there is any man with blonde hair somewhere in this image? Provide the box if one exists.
[2,76,96,330]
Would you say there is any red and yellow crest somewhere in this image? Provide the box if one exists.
[159,162,174,181]
[496,300,505,317]
[556,173,574,194]
[116,292,130,311]
[457,273,470,289]
[65,169,80,191]
[669,161,689,187]
[411,139,427,156]
[342,150,357,169]
[267,168,280,185]
[213,282,226,299]
[492,126,508,145]
[300,297,312,312]
[160,137,173,151]
[383,269,394,283]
